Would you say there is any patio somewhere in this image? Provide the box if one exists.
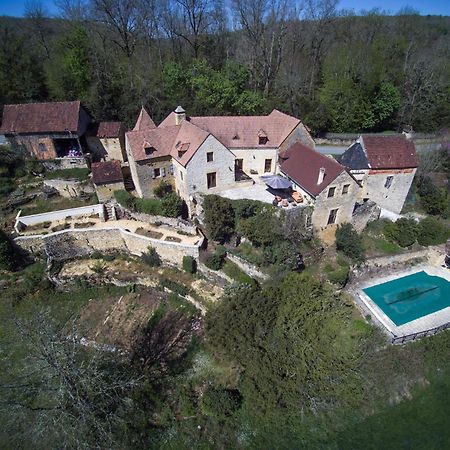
[217,175,308,210]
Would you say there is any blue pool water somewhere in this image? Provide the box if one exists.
[363,271,450,326]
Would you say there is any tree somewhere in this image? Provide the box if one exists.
[203,195,235,243]
[335,223,365,263]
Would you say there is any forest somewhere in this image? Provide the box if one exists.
[0,0,449,134]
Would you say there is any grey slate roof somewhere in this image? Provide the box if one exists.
[339,142,369,170]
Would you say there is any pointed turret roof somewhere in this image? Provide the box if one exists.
[133,106,156,131]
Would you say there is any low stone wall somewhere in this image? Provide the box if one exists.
[14,226,201,264]
[115,204,197,234]
[43,179,95,198]
[227,253,269,281]
[15,204,104,232]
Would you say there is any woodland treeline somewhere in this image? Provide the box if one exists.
[0,0,449,134]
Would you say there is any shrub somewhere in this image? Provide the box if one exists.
[237,210,280,247]
[262,241,303,271]
[141,246,161,267]
[326,264,350,287]
[160,192,184,218]
[201,387,242,419]
[0,229,16,270]
[417,176,449,216]
[159,278,190,296]
[182,255,197,274]
[153,180,172,198]
[203,195,235,243]
[385,218,418,248]
[205,247,227,271]
[335,223,365,263]
[232,199,265,220]
[114,190,136,210]
[417,217,450,246]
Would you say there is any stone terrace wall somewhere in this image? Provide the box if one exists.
[227,253,269,281]
[15,227,202,264]
[115,204,196,234]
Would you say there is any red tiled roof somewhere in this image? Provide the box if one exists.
[91,160,123,185]
[133,107,156,131]
[126,121,210,167]
[159,109,302,149]
[361,135,418,169]
[0,101,83,134]
[280,142,345,197]
[94,121,124,138]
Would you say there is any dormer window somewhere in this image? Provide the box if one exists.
[232,133,240,140]
[177,142,190,158]
[258,129,268,145]
[144,145,156,156]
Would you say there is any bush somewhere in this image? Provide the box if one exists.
[205,247,227,271]
[325,263,350,287]
[159,278,190,296]
[114,190,136,210]
[201,387,242,419]
[232,199,265,220]
[417,217,450,246]
[417,176,449,216]
[153,180,172,198]
[335,223,365,263]
[182,255,197,274]
[384,218,418,248]
[160,192,184,218]
[203,195,235,243]
[0,229,17,270]
[262,241,303,271]
[141,246,161,267]
[237,210,281,247]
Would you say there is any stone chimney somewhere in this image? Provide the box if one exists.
[317,167,326,185]
[174,105,186,125]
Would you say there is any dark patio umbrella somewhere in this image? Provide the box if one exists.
[260,174,292,190]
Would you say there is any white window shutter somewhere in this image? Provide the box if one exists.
[151,169,156,179]
[162,167,166,177]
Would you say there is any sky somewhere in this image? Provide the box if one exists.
[0,0,449,18]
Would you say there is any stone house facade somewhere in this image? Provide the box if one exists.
[0,101,91,165]
[86,121,127,162]
[125,106,314,208]
[339,135,418,214]
[280,142,360,232]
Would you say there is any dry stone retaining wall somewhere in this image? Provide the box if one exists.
[15,227,202,264]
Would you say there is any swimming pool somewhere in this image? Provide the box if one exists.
[363,271,450,326]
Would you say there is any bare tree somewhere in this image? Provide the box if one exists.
[0,310,136,448]
[232,0,292,96]
[24,0,52,59]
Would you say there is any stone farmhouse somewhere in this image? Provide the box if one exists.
[280,142,360,230]
[91,160,125,203]
[125,105,315,209]
[86,121,127,163]
[339,135,418,214]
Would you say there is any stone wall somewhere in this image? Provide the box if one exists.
[16,204,104,231]
[312,170,359,230]
[86,136,126,162]
[15,226,203,264]
[357,168,417,214]
[351,200,381,233]
[95,181,125,203]
[231,147,278,175]
[115,204,197,234]
[227,253,269,281]
[43,179,95,198]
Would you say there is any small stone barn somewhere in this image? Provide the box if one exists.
[91,160,125,202]
[86,121,127,162]
[340,135,418,214]
[0,101,91,165]
[280,142,360,232]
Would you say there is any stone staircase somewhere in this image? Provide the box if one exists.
[104,203,116,221]
[124,175,135,191]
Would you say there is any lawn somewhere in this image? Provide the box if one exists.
[20,193,98,215]
[44,167,90,181]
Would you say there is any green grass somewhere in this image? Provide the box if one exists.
[44,167,90,181]
[20,194,98,215]
[222,259,257,285]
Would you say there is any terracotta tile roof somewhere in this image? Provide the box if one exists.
[159,109,302,149]
[0,101,83,134]
[133,107,156,131]
[126,121,209,167]
[91,160,123,185]
[280,142,345,197]
[361,135,418,169]
[92,121,124,138]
